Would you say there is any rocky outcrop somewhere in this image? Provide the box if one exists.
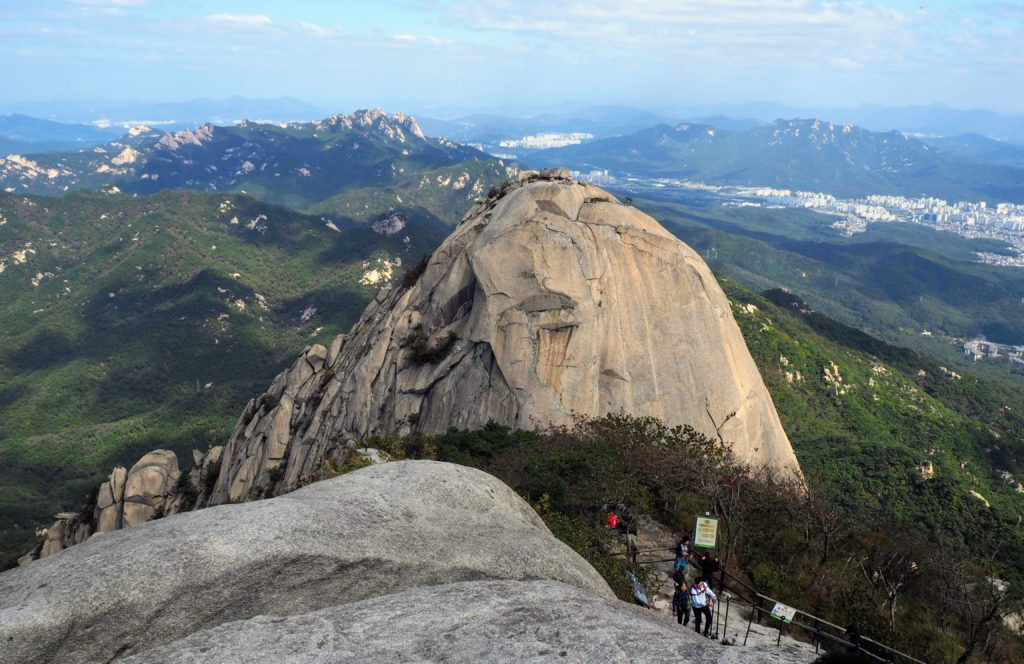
[209,169,801,505]
[18,446,222,565]
[206,343,336,505]
[95,465,128,532]
[312,108,426,142]
[122,579,810,664]
[0,461,611,663]
[121,449,179,526]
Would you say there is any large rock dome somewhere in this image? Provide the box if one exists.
[0,461,611,663]
[211,169,800,505]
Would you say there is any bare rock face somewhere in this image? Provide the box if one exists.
[122,580,811,664]
[206,343,335,505]
[210,169,800,504]
[0,461,611,664]
[95,466,128,533]
[122,450,179,527]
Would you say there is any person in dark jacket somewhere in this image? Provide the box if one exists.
[699,551,722,591]
[672,582,690,626]
[672,563,687,588]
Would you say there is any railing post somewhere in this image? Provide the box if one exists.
[744,597,755,646]
[704,574,921,664]
[722,596,731,643]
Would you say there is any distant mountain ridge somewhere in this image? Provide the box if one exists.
[529,117,1024,202]
[2,96,324,129]
[0,114,123,153]
[418,105,668,145]
[668,102,1024,144]
[532,119,1024,200]
[923,133,1024,169]
[0,109,510,224]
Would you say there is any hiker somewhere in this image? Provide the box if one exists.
[603,500,632,534]
[689,575,717,637]
[699,551,722,591]
[673,562,687,588]
[672,582,690,626]
[674,535,692,573]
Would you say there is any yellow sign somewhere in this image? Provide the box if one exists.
[694,516,718,548]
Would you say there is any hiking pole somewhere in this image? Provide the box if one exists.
[722,596,731,644]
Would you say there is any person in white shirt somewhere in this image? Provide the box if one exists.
[688,576,717,637]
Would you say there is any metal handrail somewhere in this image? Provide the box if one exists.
[618,544,926,664]
[737,593,888,663]
[741,588,925,664]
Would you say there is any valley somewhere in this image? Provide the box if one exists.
[0,187,447,563]
[2,108,1023,663]
[7,2,1024,660]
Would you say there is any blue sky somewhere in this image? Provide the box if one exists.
[1,0,1022,114]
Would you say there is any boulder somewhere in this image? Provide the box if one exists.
[122,450,179,527]
[122,580,809,664]
[0,461,610,663]
[210,170,800,505]
[38,519,66,558]
[95,465,128,532]
[20,511,93,564]
[19,445,226,564]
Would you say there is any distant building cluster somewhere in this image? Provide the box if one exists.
[963,339,1024,367]
[572,169,616,186]
[497,132,593,150]
[577,170,1024,268]
[743,188,1024,267]
[753,188,897,222]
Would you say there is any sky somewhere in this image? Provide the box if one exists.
[1,0,1023,116]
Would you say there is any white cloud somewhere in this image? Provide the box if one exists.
[64,0,147,16]
[830,57,864,71]
[69,0,147,6]
[204,14,273,28]
[436,0,920,67]
[3,0,1022,111]
[300,22,343,37]
[392,34,453,45]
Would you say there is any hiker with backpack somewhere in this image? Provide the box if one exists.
[674,535,692,573]
[689,575,717,637]
[672,581,691,626]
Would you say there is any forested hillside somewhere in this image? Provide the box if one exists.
[0,189,445,562]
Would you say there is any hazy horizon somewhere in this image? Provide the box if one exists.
[2,1,1023,116]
